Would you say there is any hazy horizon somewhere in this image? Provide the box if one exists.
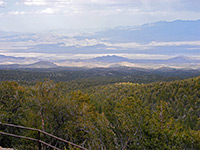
[0,0,200,67]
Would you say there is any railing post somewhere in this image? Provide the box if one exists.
[44,144,47,150]
[38,131,41,150]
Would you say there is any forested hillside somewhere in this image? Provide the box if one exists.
[0,76,200,149]
[1,68,200,85]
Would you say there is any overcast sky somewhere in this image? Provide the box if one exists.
[0,0,200,32]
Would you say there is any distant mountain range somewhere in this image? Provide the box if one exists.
[84,55,200,64]
[27,61,57,68]
[0,55,24,59]
[88,55,130,63]
[0,55,200,69]
[90,20,200,43]
[0,19,200,69]
[0,61,57,69]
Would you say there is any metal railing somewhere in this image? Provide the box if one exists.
[0,122,87,150]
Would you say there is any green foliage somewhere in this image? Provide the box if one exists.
[0,76,200,149]
[0,82,25,124]
[0,82,27,147]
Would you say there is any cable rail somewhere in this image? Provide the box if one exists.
[0,122,87,150]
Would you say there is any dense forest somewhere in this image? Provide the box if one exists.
[1,67,200,83]
[0,68,200,149]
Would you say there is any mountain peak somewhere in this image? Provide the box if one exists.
[90,55,130,63]
[28,61,57,68]
[168,56,193,63]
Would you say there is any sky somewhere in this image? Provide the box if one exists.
[0,0,200,32]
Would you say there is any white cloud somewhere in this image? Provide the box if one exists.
[17,0,143,16]
[0,0,6,7]
[10,0,200,21]
[39,8,59,14]
[106,41,200,50]
[23,0,47,6]
[2,34,200,53]
[23,0,70,6]
[22,0,133,6]
[8,11,26,15]
[149,41,200,47]
[1,0,200,34]
[107,42,145,50]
